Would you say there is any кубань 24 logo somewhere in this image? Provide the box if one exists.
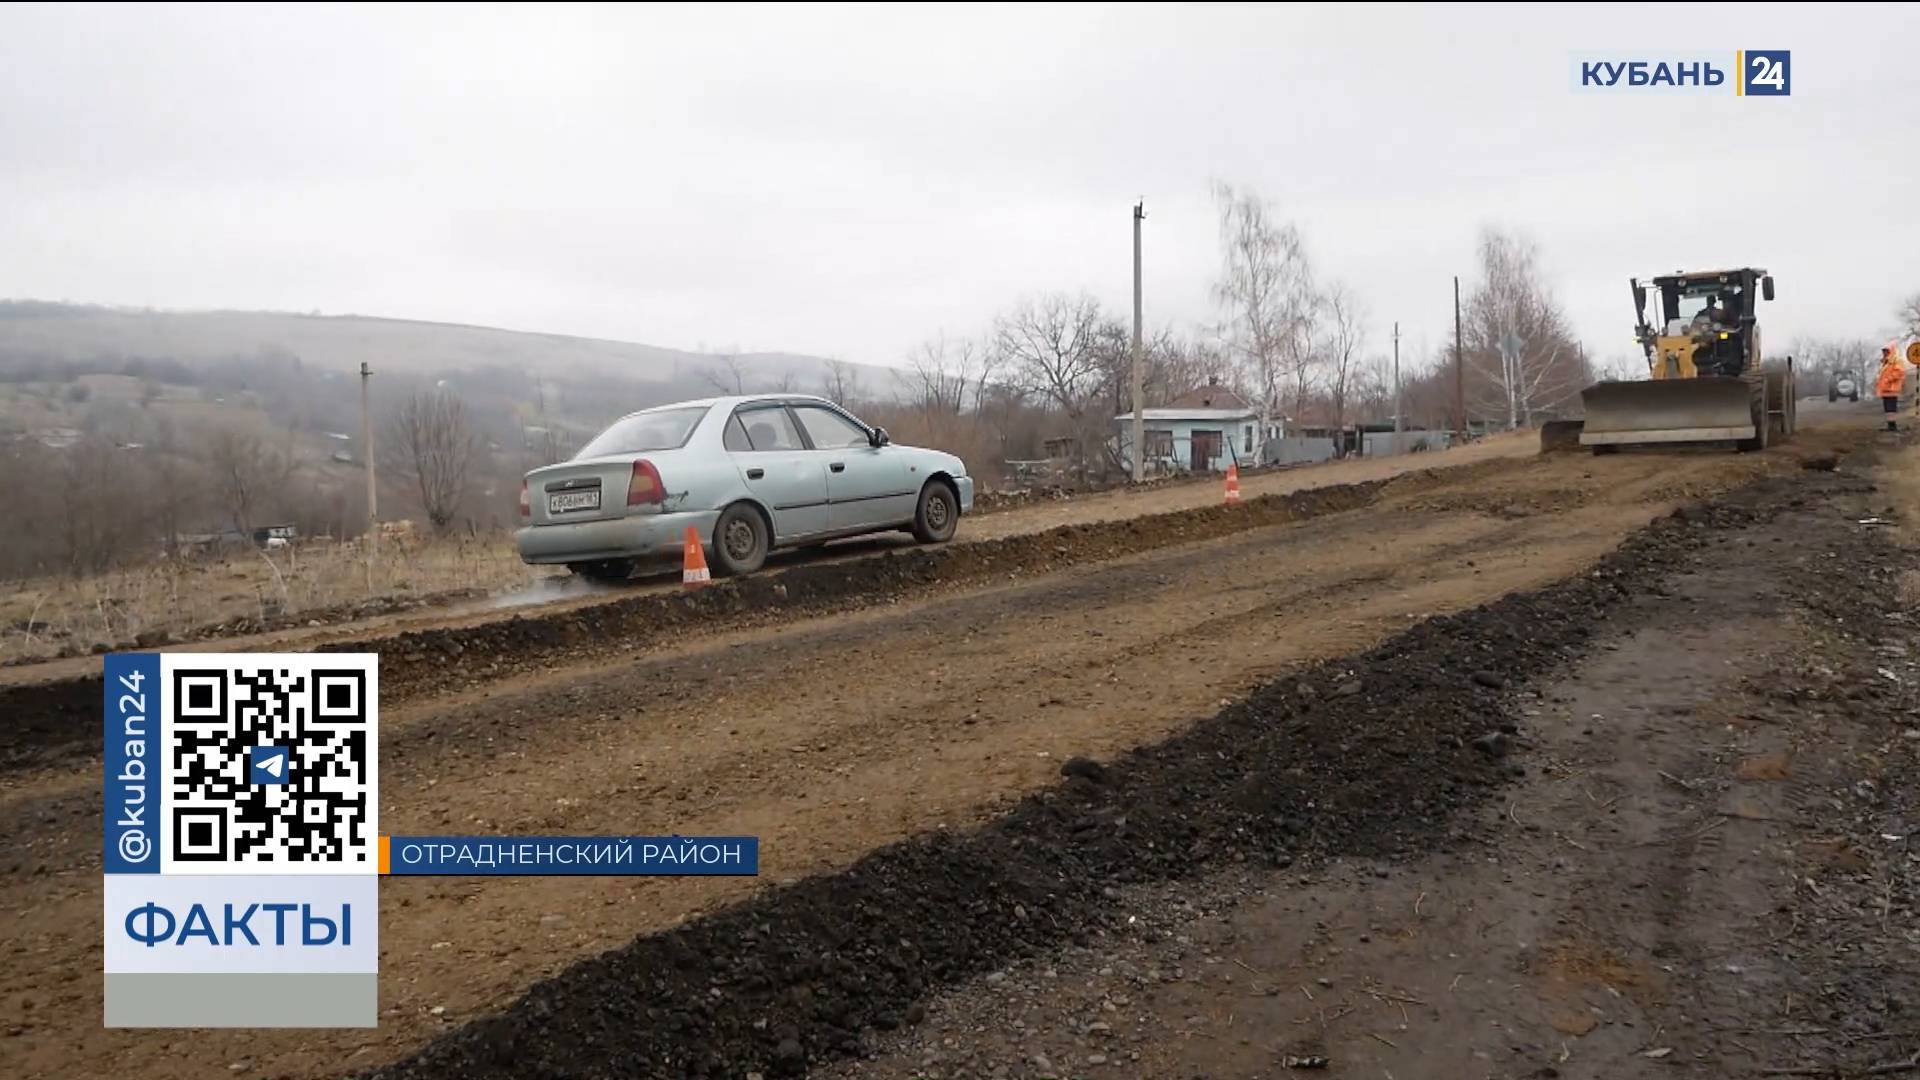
[1575,50,1790,96]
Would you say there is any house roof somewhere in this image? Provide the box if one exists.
[1165,384,1252,410]
[1113,407,1260,423]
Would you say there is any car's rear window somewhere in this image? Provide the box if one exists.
[574,406,708,459]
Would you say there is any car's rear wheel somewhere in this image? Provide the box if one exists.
[568,558,633,583]
[911,480,959,544]
[713,503,769,576]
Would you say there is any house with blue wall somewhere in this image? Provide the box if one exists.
[1113,380,1272,475]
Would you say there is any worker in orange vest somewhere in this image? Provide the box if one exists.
[1877,346,1905,432]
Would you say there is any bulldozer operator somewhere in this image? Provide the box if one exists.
[1694,293,1739,329]
[1685,289,1747,377]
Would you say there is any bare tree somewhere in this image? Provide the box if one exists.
[384,390,477,532]
[995,294,1107,471]
[965,339,1002,415]
[1162,335,1238,401]
[1463,228,1588,427]
[820,358,862,404]
[532,425,576,468]
[206,428,289,537]
[1285,290,1326,425]
[1099,324,1201,417]
[1594,351,1647,383]
[1352,352,1395,422]
[54,438,145,574]
[0,442,54,576]
[907,334,998,414]
[1321,282,1366,446]
[1087,315,1137,425]
[1212,181,1315,433]
[907,337,964,414]
[701,355,748,395]
[1786,336,1881,390]
[1900,293,1920,340]
[997,295,1105,409]
[146,440,202,555]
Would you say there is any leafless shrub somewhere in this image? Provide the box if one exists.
[383,390,476,532]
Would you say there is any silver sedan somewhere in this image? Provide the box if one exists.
[516,394,975,580]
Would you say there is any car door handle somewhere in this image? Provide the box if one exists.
[746,468,764,480]
[829,462,845,473]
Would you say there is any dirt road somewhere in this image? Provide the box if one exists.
[0,410,1882,1080]
[0,431,1536,691]
[830,425,1920,1080]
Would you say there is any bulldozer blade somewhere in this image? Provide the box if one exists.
[1539,419,1586,452]
[1578,377,1756,447]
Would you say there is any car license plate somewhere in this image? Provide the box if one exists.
[547,489,601,514]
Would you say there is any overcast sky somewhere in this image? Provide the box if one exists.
[2,3,1915,373]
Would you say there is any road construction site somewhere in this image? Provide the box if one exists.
[5,399,1919,1080]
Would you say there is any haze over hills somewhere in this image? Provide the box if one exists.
[0,300,904,394]
[0,300,920,538]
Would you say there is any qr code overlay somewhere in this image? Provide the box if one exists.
[161,655,379,874]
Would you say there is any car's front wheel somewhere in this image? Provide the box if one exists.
[911,480,959,544]
[713,503,770,576]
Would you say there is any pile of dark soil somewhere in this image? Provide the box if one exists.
[357,477,1811,1080]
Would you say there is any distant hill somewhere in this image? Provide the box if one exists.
[0,302,934,565]
[0,299,914,504]
[0,300,888,392]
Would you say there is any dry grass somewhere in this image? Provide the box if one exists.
[0,533,551,665]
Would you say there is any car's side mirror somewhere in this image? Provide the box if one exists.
[1762,276,1775,302]
[870,427,890,448]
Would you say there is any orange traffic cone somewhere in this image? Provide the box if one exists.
[1224,462,1241,504]
[681,526,711,590]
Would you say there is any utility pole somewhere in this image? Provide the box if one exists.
[1453,276,1466,440]
[360,361,377,590]
[1130,200,1146,483]
[1392,321,1403,435]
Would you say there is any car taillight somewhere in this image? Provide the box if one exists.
[627,459,665,507]
[518,481,530,520]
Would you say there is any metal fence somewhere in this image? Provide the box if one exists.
[1260,437,1338,466]
[1361,431,1452,457]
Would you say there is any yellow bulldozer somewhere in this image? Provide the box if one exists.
[1563,268,1795,453]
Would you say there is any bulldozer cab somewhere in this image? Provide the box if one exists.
[1633,268,1773,379]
